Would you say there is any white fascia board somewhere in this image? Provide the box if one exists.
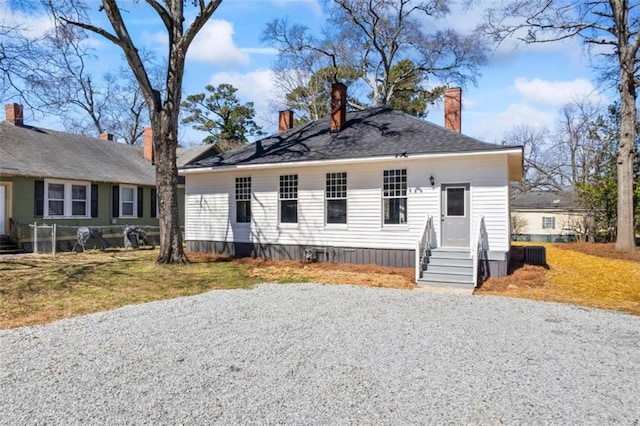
[179,148,523,175]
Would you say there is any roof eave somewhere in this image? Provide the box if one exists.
[180,147,524,175]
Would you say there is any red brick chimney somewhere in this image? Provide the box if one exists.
[444,87,462,133]
[5,103,24,126]
[99,133,114,141]
[330,83,347,132]
[143,126,154,163]
[279,110,293,133]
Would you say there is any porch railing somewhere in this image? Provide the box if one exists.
[415,215,434,282]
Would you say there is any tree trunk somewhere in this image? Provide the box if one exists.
[154,112,188,264]
[154,37,188,264]
[616,57,637,251]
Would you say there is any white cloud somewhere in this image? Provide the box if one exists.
[513,77,602,107]
[467,103,556,143]
[0,0,54,38]
[188,20,250,66]
[272,0,322,16]
[209,68,276,111]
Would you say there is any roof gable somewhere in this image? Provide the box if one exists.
[184,108,519,169]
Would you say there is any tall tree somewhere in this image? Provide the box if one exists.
[56,0,223,263]
[383,59,444,117]
[482,0,638,250]
[263,0,486,115]
[578,103,640,240]
[501,124,556,193]
[181,84,264,151]
[282,65,360,124]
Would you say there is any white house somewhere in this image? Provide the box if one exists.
[511,191,592,242]
[180,85,523,288]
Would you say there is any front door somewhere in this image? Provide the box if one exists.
[441,184,470,247]
[0,185,5,235]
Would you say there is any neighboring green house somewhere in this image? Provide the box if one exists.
[0,103,219,252]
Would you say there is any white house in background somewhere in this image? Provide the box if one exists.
[511,191,591,242]
[179,84,523,288]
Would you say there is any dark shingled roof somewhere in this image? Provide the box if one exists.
[512,191,580,210]
[0,122,156,185]
[176,144,221,167]
[184,108,519,169]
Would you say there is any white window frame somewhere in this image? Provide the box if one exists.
[279,174,298,225]
[325,172,347,226]
[119,184,138,218]
[542,216,555,230]
[382,169,408,226]
[235,177,252,224]
[44,179,91,218]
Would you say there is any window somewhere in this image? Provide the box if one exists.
[383,169,407,225]
[326,172,347,224]
[279,174,298,223]
[542,216,556,230]
[445,187,466,217]
[120,185,137,218]
[47,183,65,216]
[235,177,251,223]
[44,180,90,218]
[71,185,87,216]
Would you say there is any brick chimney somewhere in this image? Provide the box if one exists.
[99,133,114,141]
[5,103,24,126]
[330,83,347,132]
[143,126,154,163]
[444,87,462,133]
[279,110,294,133]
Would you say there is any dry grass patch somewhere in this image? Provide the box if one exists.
[0,249,261,329]
[478,244,640,315]
[1,250,415,329]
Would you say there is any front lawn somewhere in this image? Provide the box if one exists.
[0,249,414,329]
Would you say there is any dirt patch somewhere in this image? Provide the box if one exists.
[187,252,416,289]
[479,263,548,292]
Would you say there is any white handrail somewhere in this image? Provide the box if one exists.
[415,215,434,282]
[471,216,487,287]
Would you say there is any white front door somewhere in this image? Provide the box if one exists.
[0,185,5,235]
[441,183,470,247]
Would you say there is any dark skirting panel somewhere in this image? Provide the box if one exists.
[186,240,415,269]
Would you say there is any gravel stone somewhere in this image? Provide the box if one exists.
[1,283,639,424]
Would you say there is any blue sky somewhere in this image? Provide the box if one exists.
[3,0,612,145]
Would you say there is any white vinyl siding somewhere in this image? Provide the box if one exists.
[184,154,511,252]
[44,179,90,218]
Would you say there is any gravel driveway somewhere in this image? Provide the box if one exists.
[1,283,639,424]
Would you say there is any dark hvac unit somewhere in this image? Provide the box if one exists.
[523,246,546,266]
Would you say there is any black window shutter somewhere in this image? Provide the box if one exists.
[137,187,144,218]
[112,185,119,218]
[34,180,44,217]
[91,184,99,218]
[150,188,157,218]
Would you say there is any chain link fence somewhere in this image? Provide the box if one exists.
[16,223,162,253]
